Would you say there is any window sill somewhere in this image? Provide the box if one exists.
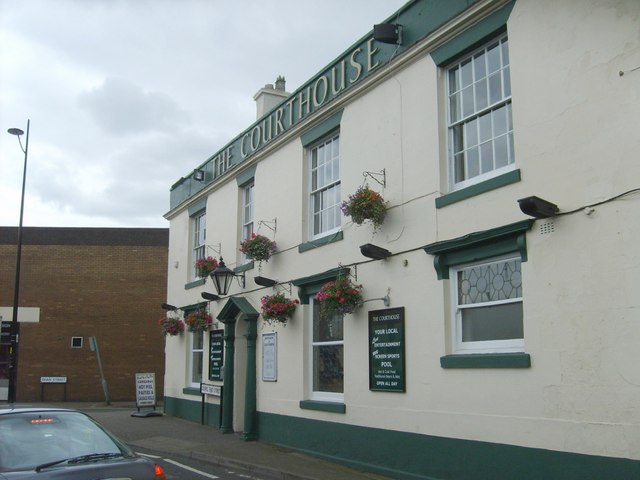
[185,278,206,290]
[182,387,202,396]
[298,231,343,253]
[436,169,521,208]
[234,261,254,273]
[440,353,531,369]
[299,400,346,413]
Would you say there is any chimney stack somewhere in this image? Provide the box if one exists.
[253,75,289,119]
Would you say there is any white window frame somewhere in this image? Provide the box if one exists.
[308,133,341,240]
[450,255,524,354]
[308,298,344,402]
[192,210,206,279]
[187,330,204,388]
[446,34,514,191]
[241,182,254,264]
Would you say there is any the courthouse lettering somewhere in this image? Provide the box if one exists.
[239,39,380,159]
[213,146,233,178]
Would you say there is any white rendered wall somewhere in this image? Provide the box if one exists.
[164,0,640,461]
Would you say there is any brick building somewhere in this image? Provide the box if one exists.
[0,227,168,402]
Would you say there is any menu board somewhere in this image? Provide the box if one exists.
[369,307,405,392]
[209,329,224,381]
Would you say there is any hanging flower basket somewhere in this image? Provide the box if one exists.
[240,233,277,263]
[185,310,213,333]
[158,315,185,336]
[195,256,218,278]
[315,277,364,319]
[260,293,299,326]
[340,186,387,230]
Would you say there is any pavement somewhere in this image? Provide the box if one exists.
[42,402,393,480]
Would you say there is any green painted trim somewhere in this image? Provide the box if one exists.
[424,219,533,255]
[298,231,344,253]
[423,219,534,279]
[440,353,531,369]
[292,266,351,304]
[235,164,256,187]
[185,278,206,289]
[180,301,207,313]
[243,317,259,441]
[221,320,236,433]
[300,110,343,147]
[299,400,346,414]
[435,169,521,208]
[234,261,254,273]
[182,387,201,396]
[217,296,260,321]
[257,411,640,480]
[164,395,221,427]
[431,1,515,65]
[292,266,350,287]
[188,199,207,216]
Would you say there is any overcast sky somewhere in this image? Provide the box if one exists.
[0,0,407,229]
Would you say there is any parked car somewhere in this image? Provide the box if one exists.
[0,406,165,479]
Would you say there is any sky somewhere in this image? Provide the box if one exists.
[0,0,407,229]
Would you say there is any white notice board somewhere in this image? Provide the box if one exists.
[262,332,277,382]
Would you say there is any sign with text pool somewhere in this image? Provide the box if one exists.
[369,307,405,392]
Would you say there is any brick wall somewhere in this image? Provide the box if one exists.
[0,227,168,402]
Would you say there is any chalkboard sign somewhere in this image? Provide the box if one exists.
[369,307,405,392]
[209,330,224,381]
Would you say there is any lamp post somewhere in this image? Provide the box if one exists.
[7,119,30,404]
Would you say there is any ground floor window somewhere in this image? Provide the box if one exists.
[292,267,350,403]
[452,255,523,353]
[424,219,533,359]
[310,298,344,400]
[188,330,204,387]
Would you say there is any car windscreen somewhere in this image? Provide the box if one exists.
[0,410,133,472]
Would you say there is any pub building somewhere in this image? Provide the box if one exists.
[161,1,640,478]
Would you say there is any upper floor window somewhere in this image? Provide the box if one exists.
[309,133,341,239]
[241,182,254,264]
[192,210,206,279]
[447,35,513,190]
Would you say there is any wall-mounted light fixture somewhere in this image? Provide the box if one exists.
[373,23,403,45]
[210,257,245,296]
[161,303,177,311]
[518,196,559,219]
[254,276,278,287]
[363,293,391,307]
[360,243,392,260]
[201,292,221,301]
[193,169,205,182]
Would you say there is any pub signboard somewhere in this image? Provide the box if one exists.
[209,329,224,381]
[369,307,405,392]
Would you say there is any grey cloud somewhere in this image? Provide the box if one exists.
[78,77,191,135]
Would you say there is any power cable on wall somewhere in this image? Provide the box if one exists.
[557,187,640,216]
